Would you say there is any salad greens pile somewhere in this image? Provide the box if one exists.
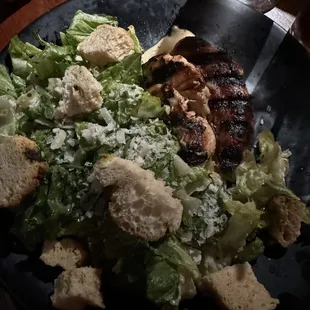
[0,10,308,309]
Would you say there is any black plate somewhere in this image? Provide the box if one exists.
[1,0,310,309]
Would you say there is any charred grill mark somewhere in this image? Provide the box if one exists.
[206,81,249,102]
[24,148,42,162]
[173,116,210,165]
[219,146,244,171]
[209,77,246,87]
[200,61,244,79]
[146,61,185,87]
[178,148,209,165]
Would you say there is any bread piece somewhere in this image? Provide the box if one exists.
[93,156,183,241]
[77,24,134,66]
[51,267,104,310]
[0,136,48,208]
[267,195,305,247]
[201,262,279,310]
[55,65,103,119]
[40,239,88,270]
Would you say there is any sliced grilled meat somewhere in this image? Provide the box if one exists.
[171,37,253,171]
[143,55,215,164]
[165,88,216,165]
[206,77,249,102]
[145,54,211,117]
[171,36,244,78]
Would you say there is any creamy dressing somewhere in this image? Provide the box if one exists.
[142,26,195,63]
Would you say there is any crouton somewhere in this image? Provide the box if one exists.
[0,136,48,208]
[93,156,183,241]
[51,267,104,310]
[55,65,103,119]
[40,239,88,270]
[201,262,279,310]
[77,24,134,66]
[267,194,305,247]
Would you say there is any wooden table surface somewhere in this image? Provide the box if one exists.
[0,0,303,51]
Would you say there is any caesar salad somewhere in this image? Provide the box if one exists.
[0,10,309,310]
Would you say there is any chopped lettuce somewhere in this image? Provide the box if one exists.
[96,53,143,86]
[233,131,298,208]
[8,35,41,78]
[11,74,26,96]
[30,43,76,81]
[258,130,290,186]
[12,166,91,249]
[0,96,16,136]
[123,120,180,175]
[9,35,77,83]
[223,200,263,218]
[233,238,264,264]
[0,65,17,98]
[155,238,200,280]
[128,25,144,53]
[61,10,118,46]
[178,172,228,246]
[16,86,55,120]
[146,260,180,305]
[31,128,78,164]
[147,238,199,307]
[75,121,126,155]
[235,151,270,197]
[102,83,163,126]
[219,201,262,255]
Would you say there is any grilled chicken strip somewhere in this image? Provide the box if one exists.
[145,54,211,117]
[144,55,216,164]
[171,37,253,171]
[165,87,216,165]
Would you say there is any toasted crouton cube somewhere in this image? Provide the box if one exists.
[77,24,134,66]
[55,65,103,119]
[40,239,88,270]
[267,195,305,247]
[201,262,279,310]
[51,267,104,310]
[93,156,183,241]
[0,136,48,208]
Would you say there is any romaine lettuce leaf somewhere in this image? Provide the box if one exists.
[61,10,118,46]
[96,53,143,86]
[9,35,78,83]
[235,151,271,197]
[155,237,200,280]
[8,35,41,78]
[146,260,180,305]
[233,131,298,209]
[233,238,264,264]
[219,201,262,255]
[102,83,163,126]
[128,25,143,53]
[29,44,76,81]
[223,200,263,218]
[162,156,213,192]
[11,74,26,96]
[0,65,17,98]
[258,130,290,186]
